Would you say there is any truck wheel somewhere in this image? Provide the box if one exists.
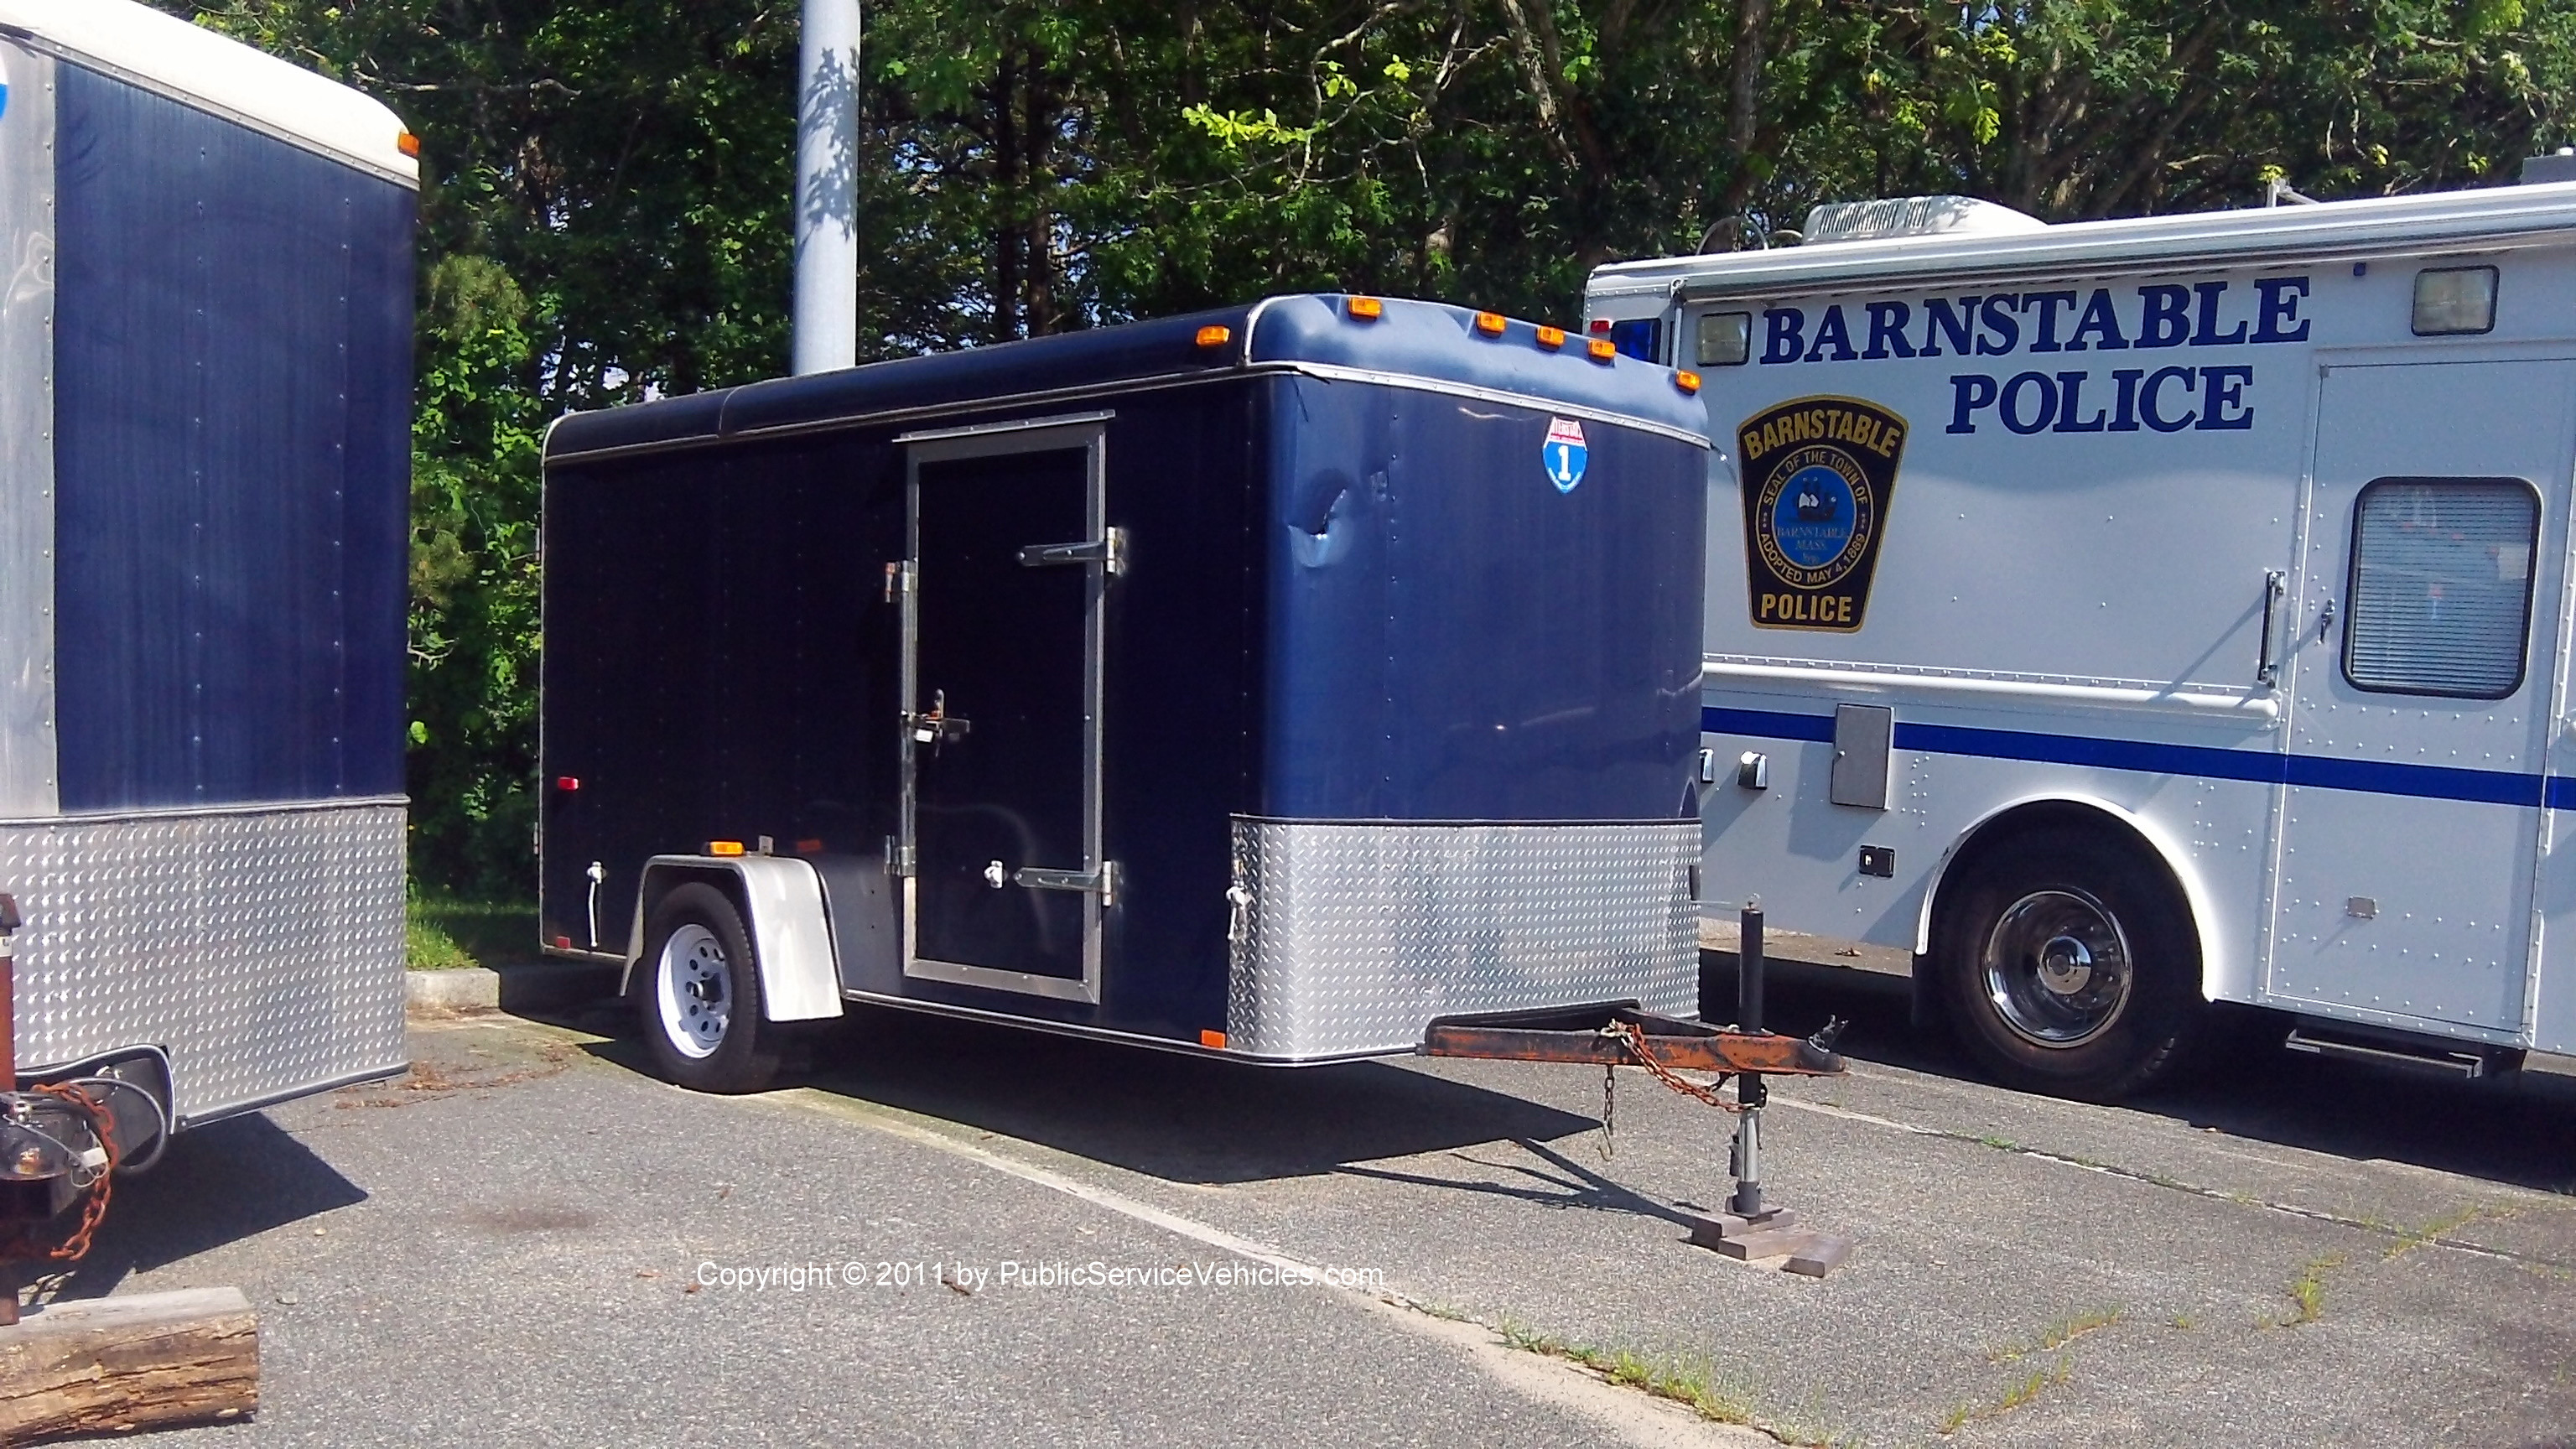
[1932,828,2201,1102]
[639,883,782,1094]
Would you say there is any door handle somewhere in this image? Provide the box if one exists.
[906,688,971,748]
[2257,570,2287,686]
[1017,527,1127,575]
[2317,595,2338,644]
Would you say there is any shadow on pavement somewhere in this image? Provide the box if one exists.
[563,995,1599,1187]
[1726,950,2576,1197]
[49,1113,367,1300]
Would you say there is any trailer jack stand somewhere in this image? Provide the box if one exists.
[1419,903,1857,1277]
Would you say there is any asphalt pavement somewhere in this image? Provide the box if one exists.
[29,957,2576,1448]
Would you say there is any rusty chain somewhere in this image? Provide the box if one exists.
[1601,1020,1748,1114]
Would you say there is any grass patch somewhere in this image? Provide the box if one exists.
[1493,1317,1845,1446]
[2265,1252,2345,1327]
[1989,1305,2121,1363]
[2386,1202,2506,1261]
[1939,1357,2072,1436]
[407,895,540,970]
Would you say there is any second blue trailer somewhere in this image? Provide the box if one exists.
[539,295,1711,1090]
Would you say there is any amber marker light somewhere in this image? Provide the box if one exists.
[1199,1029,1228,1049]
[1587,338,1618,362]
[397,132,422,158]
[1346,295,1384,320]
[1535,325,1566,350]
[707,840,746,857]
[1473,311,1507,336]
[1195,325,1232,348]
[1675,370,1702,393]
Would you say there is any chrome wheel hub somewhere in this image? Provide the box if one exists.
[1981,889,2133,1048]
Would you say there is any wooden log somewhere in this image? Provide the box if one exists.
[0,1287,257,1441]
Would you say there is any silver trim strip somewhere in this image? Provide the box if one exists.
[0,39,57,817]
[0,28,421,190]
[1271,361,1712,448]
[177,1060,409,1130]
[0,792,411,829]
[831,984,1393,1065]
[894,409,1115,444]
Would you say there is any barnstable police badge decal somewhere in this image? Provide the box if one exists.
[1737,395,1909,631]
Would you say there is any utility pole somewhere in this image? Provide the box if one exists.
[792,0,860,375]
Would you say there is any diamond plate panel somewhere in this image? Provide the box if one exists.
[4,801,407,1124]
[1226,819,1697,1060]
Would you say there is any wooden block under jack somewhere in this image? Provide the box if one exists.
[1711,1225,1810,1260]
[0,1286,259,1441]
[1782,1233,1854,1278]
[1684,1208,1797,1249]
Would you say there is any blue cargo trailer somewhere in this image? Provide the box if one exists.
[0,0,415,1139]
[540,296,1711,1091]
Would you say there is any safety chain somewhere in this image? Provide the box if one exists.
[0,1082,117,1266]
[1604,1021,1748,1114]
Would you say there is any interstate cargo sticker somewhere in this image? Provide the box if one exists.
[1543,417,1588,492]
[1737,396,1909,631]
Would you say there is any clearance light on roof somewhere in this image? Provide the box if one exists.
[1474,311,1507,336]
[1535,325,1566,351]
[707,840,745,857]
[1675,370,1702,394]
[1195,325,1232,348]
[1588,318,1613,334]
[1586,338,1618,363]
[1346,296,1384,320]
[397,132,422,158]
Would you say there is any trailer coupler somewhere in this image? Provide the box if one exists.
[1418,903,1855,1276]
[0,896,118,1326]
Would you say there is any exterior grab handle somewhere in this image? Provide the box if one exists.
[2257,570,2287,687]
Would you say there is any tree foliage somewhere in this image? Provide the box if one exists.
[156,0,2576,894]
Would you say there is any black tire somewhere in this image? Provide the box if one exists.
[637,882,782,1094]
[1931,828,2203,1102]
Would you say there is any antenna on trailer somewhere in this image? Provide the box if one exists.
[792,0,861,375]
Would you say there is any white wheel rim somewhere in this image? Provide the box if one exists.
[656,923,730,1060]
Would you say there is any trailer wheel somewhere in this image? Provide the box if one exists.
[1933,828,2202,1102]
[639,883,782,1094]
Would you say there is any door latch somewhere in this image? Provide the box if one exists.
[906,688,972,750]
[1014,861,1118,907]
[2317,595,2338,644]
[1017,527,1127,576]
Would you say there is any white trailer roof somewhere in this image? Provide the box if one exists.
[0,0,417,186]
[1592,182,2576,300]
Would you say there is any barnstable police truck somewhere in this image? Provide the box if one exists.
[1587,165,2576,1099]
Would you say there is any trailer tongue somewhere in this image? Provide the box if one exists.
[1420,904,1857,1276]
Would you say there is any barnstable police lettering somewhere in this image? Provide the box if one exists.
[1755,275,2311,437]
[1737,397,1909,633]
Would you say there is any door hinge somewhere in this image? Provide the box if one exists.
[1013,860,1117,906]
[882,560,916,602]
[1017,527,1127,576]
[886,838,915,876]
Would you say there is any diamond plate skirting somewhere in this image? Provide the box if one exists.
[4,801,408,1124]
[1226,818,1698,1061]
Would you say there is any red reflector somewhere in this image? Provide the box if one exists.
[552,934,572,949]
[794,838,824,854]
[556,776,579,792]
[1589,318,1612,333]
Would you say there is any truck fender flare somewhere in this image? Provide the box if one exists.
[621,855,844,1022]
[1911,793,2229,1005]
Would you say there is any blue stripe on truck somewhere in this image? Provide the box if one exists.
[1703,705,2560,808]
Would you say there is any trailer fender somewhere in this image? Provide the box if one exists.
[1911,795,2232,1005]
[624,855,844,1022]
